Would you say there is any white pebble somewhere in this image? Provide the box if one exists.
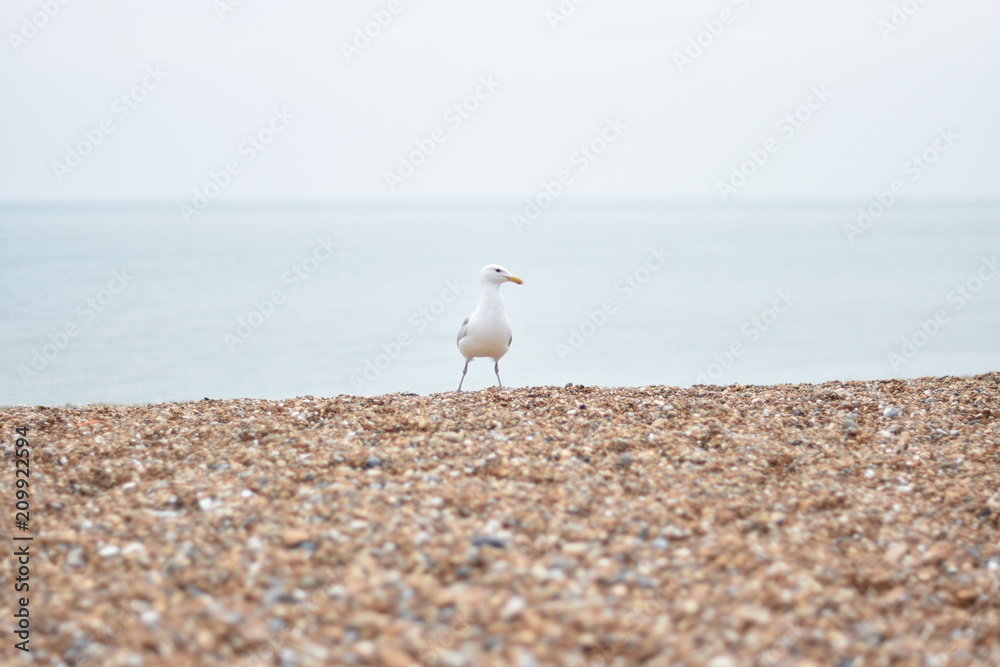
[500,595,526,620]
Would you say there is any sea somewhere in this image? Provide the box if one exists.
[1,200,998,407]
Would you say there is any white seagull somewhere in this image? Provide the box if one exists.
[456,264,523,391]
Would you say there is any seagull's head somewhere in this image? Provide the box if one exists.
[481,264,523,286]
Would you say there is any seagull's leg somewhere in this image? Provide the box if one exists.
[494,361,503,389]
[457,361,469,392]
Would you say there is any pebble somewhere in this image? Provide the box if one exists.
[499,595,526,621]
[883,544,908,566]
[381,648,413,667]
[282,530,311,547]
[472,535,508,549]
[707,657,737,667]
[843,412,860,431]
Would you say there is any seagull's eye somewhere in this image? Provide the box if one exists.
[495,268,501,273]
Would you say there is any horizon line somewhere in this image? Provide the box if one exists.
[2,196,999,208]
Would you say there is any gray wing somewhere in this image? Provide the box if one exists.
[456,316,470,347]
[508,334,513,347]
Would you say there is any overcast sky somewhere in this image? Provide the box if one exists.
[1,0,998,202]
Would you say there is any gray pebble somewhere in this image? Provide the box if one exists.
[472,535,508,549]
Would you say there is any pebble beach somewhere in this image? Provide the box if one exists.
[3,373,1000,666]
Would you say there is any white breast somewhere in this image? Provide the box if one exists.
[458,309,512,361]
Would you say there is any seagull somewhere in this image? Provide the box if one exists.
[456,264,523,391]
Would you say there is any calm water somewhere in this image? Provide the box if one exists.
[1,201,998,406]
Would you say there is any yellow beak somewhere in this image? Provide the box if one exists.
[506,276,523,285]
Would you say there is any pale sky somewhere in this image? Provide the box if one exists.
[1,0,998,202]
